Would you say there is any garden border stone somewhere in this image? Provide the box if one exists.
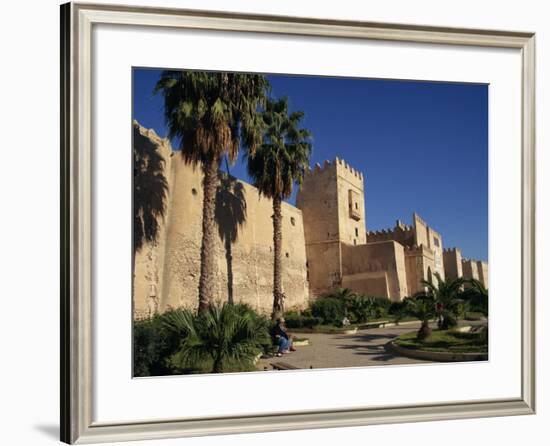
[385,340,488,362]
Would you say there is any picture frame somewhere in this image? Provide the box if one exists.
[60,2,536,444]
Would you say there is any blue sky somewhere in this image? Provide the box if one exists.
[133,68,488,261]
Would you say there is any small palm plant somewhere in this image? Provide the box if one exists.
[461,279,489,343]
[461,278,489,317]
[404,295,436,340]
[163,303,271,373]
[420,273,465,329]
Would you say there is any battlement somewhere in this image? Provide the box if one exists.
[304,157,364,181]
[412,212,428,228]
[444,247,462,253]
[366,220,414,245]
[133,119,170,147]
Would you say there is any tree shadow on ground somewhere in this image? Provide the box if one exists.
[334,332,403,343]
[215,173,247,304]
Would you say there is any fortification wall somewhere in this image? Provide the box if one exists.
[462,259,480,283]
[366,222,415,246]
[296,157,368,297]
[476,261,489,289]
[341,241,408,301]
[404,245,436,295]
[443,248,463,280]
[133,122,173,319]
[334,158,367,246]
[296,160,342,296]
[133,123,309,318]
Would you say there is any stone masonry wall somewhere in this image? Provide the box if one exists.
[133,123,309,318]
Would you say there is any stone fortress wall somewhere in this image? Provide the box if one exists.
[133,122,489,318]
[133,122,309,319]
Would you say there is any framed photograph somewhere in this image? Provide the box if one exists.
[60,2,536,444]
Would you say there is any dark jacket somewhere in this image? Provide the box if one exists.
[273,323,289,340]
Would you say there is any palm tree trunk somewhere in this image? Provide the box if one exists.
[225,237,234,305]
[272,195,283,318]
[198,156,219,312]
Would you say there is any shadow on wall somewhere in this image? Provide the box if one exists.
[215,173,247,304]
[133,125,169,255]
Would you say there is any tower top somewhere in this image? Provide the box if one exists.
[305,157,364,181]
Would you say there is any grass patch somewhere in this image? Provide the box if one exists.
[464,312,486,321]
[394,329,487,354]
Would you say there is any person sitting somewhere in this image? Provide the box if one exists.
[273,317,296,357]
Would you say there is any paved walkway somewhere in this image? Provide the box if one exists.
[258,322,430,371]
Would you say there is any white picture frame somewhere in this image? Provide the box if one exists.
[60,2,535,443]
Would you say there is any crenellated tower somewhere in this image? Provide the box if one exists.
[296,158,366,296]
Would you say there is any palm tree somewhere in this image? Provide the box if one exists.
[163,303,271,373]
[404,295,437,340]
[461,278,489,317]
[155,71,269,311]
[246,97,312,318]
[420,273,465,329]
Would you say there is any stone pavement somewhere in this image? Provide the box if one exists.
[258,322,430,371]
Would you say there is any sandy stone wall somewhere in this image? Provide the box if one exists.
[341,241,408,301]
[134,127,488,316]
[462,259,480,283]
[476,261,489,289]
[404,245,436,295]
[443,248,463,280]
[133,123,309,318]
[296,161,343,296]
[133,123,173,319]
[366,221,415,246]
[335,159,367,247]
[296,158,367,297]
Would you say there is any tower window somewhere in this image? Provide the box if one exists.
[354,239,357,245]
[355,228,359,237]
[290,217,296,226]
[348,189,361,221]
[191,188,198,196]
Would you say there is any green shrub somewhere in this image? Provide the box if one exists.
[311,297,346,325]
[164,303,271,373]
[133,311,182,377]
[388,301,407,324]
[345,295,372,323]
[284,313,322,329]
[369,296,390,318]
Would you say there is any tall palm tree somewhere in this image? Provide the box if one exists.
[420,272,465,329]
[155,71,268,312]
[246,97,312,318]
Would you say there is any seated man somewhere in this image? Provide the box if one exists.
[273,317,296,357]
